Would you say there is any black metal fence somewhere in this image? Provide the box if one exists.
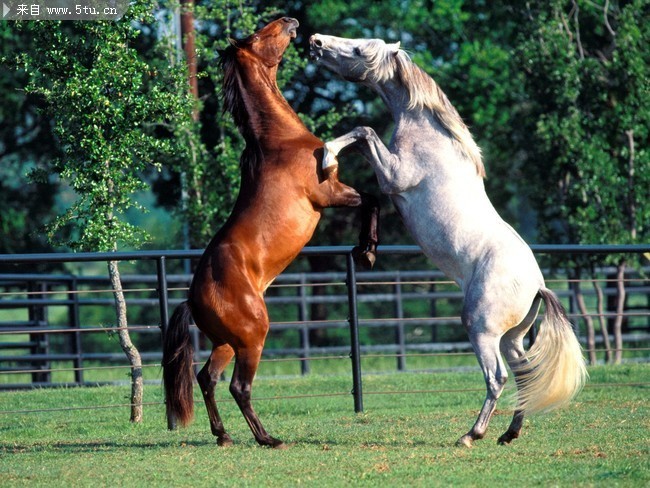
[1,245,650,412]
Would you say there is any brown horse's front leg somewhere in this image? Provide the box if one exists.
[315,161,380,270]
[352,192,379,269]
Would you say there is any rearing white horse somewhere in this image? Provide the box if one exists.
[310,34,587,447]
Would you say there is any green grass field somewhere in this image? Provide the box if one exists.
[1,364,648,487]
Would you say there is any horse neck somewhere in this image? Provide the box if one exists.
[370,77,411,121]
[235,60,310,142]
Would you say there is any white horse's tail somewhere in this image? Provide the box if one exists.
[515,288,588,415]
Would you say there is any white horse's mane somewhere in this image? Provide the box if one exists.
[364,41,485,178]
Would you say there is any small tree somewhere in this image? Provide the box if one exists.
[20,2,194,420]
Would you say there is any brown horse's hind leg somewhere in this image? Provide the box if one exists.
[230,346,285,449]
[197,343,235,446]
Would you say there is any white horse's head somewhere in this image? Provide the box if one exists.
[309,34,400,83]
[310,33,484,177]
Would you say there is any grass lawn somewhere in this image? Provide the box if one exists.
[0,364,648,487]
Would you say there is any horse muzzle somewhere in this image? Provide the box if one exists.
[281,17,299,39]
[309,35,324,61]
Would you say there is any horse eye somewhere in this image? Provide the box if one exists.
[353,47,361,56]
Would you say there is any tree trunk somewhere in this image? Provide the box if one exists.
[571,274,596,365]
[108,260,143,422]
[592,279,613,364]
[613,260,627,364]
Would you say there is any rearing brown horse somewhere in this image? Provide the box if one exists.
[162,17,379,448]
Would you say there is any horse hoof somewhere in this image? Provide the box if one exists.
[497,432,517,445]
[352,247,376,270]
[217,435,234,447]
[456,435,473,448]
[266,437,286,449]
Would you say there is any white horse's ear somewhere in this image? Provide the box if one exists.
[388,41,401,54]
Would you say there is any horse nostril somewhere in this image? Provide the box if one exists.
[314,38,323,47]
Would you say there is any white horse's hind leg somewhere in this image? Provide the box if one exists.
[457,332,508,448]
[497,295,542,445]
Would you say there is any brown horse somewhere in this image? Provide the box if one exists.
[162,17,379,448]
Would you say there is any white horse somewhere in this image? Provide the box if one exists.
[310,34,587,447]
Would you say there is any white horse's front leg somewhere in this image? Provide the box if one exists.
[325,127,417,194]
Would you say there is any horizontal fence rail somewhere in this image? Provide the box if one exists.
[1,245,649,415]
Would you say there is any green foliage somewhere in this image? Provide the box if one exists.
[0,25,61,254]
[2,0,648,257]
[517,0,650,254]
[18,2,192,251]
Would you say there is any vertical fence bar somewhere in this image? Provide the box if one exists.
[298,273,311,375]
[68,277,84,385]
[394,273,406,371]
[156,256,170,342]
[430,280,438,343]
[28,280,50,384]
[156,256,174,430]
[346,252,363,413]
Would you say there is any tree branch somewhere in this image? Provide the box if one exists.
[572,0,585,60]
[603,0,616,37]
[625,129,636,240]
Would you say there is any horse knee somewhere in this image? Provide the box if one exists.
[354,126,375,139]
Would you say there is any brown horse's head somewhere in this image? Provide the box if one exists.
[230,17,298,67]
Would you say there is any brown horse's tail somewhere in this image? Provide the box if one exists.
[515,288,588,414]
[162,301,195,428]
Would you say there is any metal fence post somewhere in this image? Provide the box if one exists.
[298,273,311,375]
[156,256,175,430]
[346,252,363,413]
[68,276,83,385]
[394,273,406,371]
[28,280,50,384]
[156,256,170,342]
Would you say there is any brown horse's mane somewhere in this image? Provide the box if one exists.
[219,44,263,178]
